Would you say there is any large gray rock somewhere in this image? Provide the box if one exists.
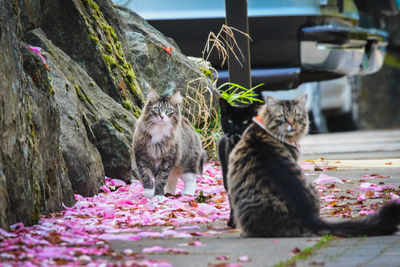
[115,6,206,95]
[24,28,137,192]
[0,0,75,228]
[0,0,216,229]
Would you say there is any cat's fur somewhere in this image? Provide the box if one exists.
[218,98,259,228]
[228,95,400,237]
[133,89,204,198]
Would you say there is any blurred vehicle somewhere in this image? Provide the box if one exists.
[116,0,398,132]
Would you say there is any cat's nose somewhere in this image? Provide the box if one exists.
[287,118,294,125]
[160,112,166,119]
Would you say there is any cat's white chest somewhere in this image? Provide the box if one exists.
[148,123,173,144]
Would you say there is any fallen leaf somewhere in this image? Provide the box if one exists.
[310,261,325,266]
[291,247,301,254]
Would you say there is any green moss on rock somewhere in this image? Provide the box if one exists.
[122,100,132,111]
[133,106,142,118]
[104,42,113,54]
[103,53,118,68]
[88,34,99,43]
[74,84,86,101]
[113,122,123,132]
[81,0,144,106]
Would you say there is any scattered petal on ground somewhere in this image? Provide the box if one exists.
[0,162,228,266]
[1,160,397,266]
[313,174,344,185]
[237,255,251,262]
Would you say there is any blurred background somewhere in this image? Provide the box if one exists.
[114,0,400,133]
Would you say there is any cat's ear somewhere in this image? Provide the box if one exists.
[147,88,159,102]
[265,96,278,108]
[170,90,183,105]
[296,94,308,106]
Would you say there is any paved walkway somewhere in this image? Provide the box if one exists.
[107,130,400,266]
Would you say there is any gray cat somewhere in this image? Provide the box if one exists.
[132,89,204,198]
[228,95,400,237]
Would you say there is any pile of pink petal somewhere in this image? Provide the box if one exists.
[0,162,229,266]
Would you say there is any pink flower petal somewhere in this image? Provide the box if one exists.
[99,185,111,193]
[109,179,126,187]
[0,228,17,238]
[142,246,165,253]
[103,208,114,219]
[313,174,344,185]
[197,203,215,216]
[238,255,251,262]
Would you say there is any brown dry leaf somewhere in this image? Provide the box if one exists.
[46,230,62,244]
[310,261,325,266]
[292,247,301,254]
[366,191,375,198]
[327,201,337,207]
[189,200,198,207]
[54,258,69,265]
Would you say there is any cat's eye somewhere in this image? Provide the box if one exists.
[242,120,248,124]
[228,119,233,124]
[166,107,174,113]
[153,107,160,113]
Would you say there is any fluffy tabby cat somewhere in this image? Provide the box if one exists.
[228,95,400,237]
[218,97,259,227]
[133,89,204,198]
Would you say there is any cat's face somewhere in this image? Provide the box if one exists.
[219,98,259,135]
[142,89,182,127]
[260,95,309,142]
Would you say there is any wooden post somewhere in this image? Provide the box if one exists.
[225,0,252,89]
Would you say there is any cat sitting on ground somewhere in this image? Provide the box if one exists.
[228,95,400,237]
[132,89,204,198]
[218,98,260,228]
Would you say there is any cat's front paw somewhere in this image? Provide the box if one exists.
[142,187,155,198]
[182,173,197,195]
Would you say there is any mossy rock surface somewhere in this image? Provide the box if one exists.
[0,0,217,229]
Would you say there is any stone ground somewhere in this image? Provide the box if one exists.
[106,129,400,267]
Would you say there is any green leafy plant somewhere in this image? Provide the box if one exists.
[218,82,264,105]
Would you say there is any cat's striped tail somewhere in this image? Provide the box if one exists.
[314,201,400,237]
